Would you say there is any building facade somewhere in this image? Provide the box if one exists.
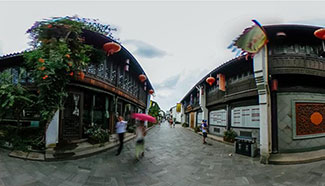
[180,24,325,162]
[169,105,182,124]
[0,29,154,148]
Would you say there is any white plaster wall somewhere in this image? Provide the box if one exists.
[46,110,59,148]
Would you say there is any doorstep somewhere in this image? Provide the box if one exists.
[9,150,45,161]
[269,149,325,165]
[45,132,136,161]
[8,125,155,161]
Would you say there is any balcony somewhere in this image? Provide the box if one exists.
[269,54,325,77]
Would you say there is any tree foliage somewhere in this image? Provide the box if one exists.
[0,70,35,125]
[24,18,96,129]
[148,101,162,123]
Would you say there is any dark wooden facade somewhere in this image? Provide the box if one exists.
[0,30,153,143]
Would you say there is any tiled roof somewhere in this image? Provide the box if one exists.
[0,51,24,60]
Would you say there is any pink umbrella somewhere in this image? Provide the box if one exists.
[131,113,156,123]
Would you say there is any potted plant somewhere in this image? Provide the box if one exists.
[223,129,237,143]
[85,124,109,144]
[194,126,201,133]
[182,123,189,128]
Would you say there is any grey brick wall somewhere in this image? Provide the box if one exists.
[277,92,325,152]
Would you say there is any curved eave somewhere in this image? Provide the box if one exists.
[0,52,24,70]
[82,30,154,91]
[0,30,154,91]
[263,24,322,44]
[180,56,250,103]
[181,24,324,104]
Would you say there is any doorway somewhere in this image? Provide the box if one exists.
[60,91,83,141]
[190,112,195,128]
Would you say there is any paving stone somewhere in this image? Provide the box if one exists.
[0,122,325,186]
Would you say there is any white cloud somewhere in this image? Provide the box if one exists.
[123,40,167,58]
[1,1,325,111]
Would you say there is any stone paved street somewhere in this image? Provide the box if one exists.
[1,122,325,186]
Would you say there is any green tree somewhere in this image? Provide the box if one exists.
[0,69,35,125]
[148,101,162,123]
[24,19,94,130]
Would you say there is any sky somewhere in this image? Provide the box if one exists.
[1,1,325,111]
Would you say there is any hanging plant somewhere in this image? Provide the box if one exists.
[23,17,115,132]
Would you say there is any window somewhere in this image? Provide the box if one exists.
[196,112,203,127]
[87,64,97,75]
[209,109,227,126]
[97,63,105,79]
[231,105,260,128]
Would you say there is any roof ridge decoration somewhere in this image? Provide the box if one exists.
[228,19,268,60]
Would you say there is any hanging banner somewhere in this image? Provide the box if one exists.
[228,20,268,59]
[176,103,181,113]
[217,73,226,91]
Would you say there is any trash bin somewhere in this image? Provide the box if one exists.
[235,136,257,157]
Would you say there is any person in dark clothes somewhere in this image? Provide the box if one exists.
[115,116,127,156]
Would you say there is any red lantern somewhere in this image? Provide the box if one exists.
[139,74,147,83]
[206,77,215,86]
[314,28,325,40]
[103,42,121,55]
[149,89,154,94]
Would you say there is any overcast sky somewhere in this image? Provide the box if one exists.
[1,1,325,111]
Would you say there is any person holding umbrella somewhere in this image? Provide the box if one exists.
[132,113,156,160]
[135,121,146,160]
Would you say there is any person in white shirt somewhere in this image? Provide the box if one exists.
[115,116,127,156]
[201,120,208,144]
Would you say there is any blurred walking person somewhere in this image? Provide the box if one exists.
[115,116,127,156]
[135,121,146,160]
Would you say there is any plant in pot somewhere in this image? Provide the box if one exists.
[194,126,201,133]
[182,123,189,128]
[85,124,109,144]
[223,129,237,143]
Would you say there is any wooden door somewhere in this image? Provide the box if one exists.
[60,92,83,141]
[190,112,195,128]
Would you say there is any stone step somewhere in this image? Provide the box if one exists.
[45,133,136,161]
[269,149,325,164]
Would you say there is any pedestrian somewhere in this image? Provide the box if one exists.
[115,116,127,156]
[135,121,146,160]
[169,119,173,128]
[173,119,176,128]
[201,120,208,144]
